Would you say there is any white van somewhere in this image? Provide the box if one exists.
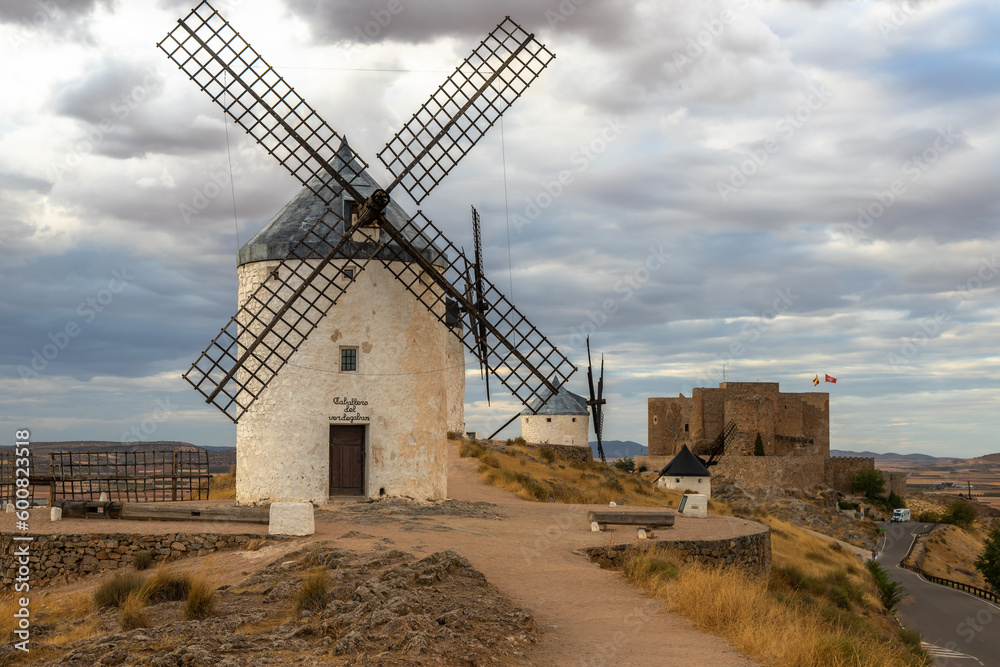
[891,508,911,523]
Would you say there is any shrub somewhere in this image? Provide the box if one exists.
[637,465,647,473]
[849,468,886,499]
[446,431,461,440]
[942,499,978,529]
[601,477,624,494]
[974,524,1000,593]
[184,578,216,620]
[513,436,527,446]
[917,511,940,524]
[538,446,556,463]
[888,492,906,510]
[613,457,635,473]
[753,433,765,456]
[458,441,485,458]
[296,570,330,613]
[94,572,146,609]
[837,501,859,511]
[133,551,153,571]
[141,568,193,603]
[866,559,906,611]
[119,591,149,630]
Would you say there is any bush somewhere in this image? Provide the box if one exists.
[538,446,556,463]
[446,431,462,440]
[142,569,193,603]
[942,499,978,529]
[974,524,1000,593]
[119,591,149,630]
[94,572,146,609]
[296,570,330,613]
[613,457,635,473]
[866,559,906,611]
[838,501,859,511]
[513,436,527,446]
[637,465,647,473]
[888,493,906,510]
[753,433,765,456]
[849,468,886,499]
[183,578,216,620]
[916,511,940,523]
[133,551,153,571]
[458,441,485,458]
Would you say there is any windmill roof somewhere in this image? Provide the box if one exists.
[522,385,589,416]
[658,445,711,478]
[238,142,447,267]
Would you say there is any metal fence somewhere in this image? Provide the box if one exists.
[0,450,211,503]
[898,561,999,604]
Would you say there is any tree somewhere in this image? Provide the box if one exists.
[975,524,1000,593]
[888,492,906,510]
[753,433,765,456]
[849,468,886,500]
[942,499,978,530]
[866,559,906,611]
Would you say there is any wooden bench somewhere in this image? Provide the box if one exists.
[120,503,269,524]
[587,510,675,538]
[54,500,122,519]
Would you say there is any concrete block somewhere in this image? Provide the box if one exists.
[591,521,601,532]
[5,504,14,513]
[50,507,62,522]
[99,492,109,502]
[637,528,648,540]
[269,502,315,536]
[679,494,708,519]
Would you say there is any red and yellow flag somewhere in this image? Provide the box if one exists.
[813,375,820,386]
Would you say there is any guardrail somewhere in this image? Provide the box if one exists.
[898,561,998,603]
[897,530,999,604]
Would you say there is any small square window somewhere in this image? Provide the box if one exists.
[341,347,358,372]
[684,423,689,432]
[344,199,359,225]
[675,478,680,483]
[343,268,355,280]
[546,417,552,423]
[572,418,576,423]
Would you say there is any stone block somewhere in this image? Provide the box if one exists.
[269,502,315,536]
[679,494,708,518]
[50,507,62,522]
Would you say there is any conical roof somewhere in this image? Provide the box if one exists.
[238,142,447,267]
[522,384,589,416]
[658,445,711,477]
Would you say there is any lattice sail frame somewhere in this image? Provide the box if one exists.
[379,18,555,204]
[161,2,574,422]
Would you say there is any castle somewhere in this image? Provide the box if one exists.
[636,382,905,497]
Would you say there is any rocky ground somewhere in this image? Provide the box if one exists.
[17,541,536,666]
[712,476,880,550]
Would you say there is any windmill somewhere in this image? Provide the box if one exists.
[158,2,576,502]
[586,337,607,463]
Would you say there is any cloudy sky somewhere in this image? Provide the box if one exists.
[1,0,998,457]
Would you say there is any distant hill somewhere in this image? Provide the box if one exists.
[0,441,235,471]
[590,440,647,459]
[830,450,950,461]
[971,453,1000,464]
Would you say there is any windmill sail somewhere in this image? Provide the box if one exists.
[161,2,574,421]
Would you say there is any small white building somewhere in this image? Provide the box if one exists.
[234,145,465,505]
[520,386,590,448]
[656,445,712,498]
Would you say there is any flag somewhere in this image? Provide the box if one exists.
[813,375,820,386]
[825,374,837,383]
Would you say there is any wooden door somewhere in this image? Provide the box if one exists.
[329,425,365,495]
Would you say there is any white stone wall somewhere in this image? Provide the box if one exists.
[445,332,465,435]
[235,258,456,505]
[657,475,712,498]
[521,413,589,446]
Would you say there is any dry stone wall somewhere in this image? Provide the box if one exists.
[586,525,771,576]
[1,532,290,590]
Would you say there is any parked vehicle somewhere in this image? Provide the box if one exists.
[891,508,911,523]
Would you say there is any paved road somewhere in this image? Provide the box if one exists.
[878,521,1000,666]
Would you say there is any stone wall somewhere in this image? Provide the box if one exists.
[713,455,827,493]
[585,525,771,576]
[887,472,908,497]
[825,456,875,492]
[1,532,290,590]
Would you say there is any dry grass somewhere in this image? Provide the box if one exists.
[295,569,330,613]
[141,566,193,603]
[458,439,682,506]
[206,466,236,500]
[120,591,149,630]
[622,543,928,667]
[184,578,216,620]
[921,524,988,588]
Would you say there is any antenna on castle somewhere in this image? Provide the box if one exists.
[722,363,727,383]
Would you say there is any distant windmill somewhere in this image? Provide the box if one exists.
[158,2,576,503]
[586,337,607,463]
